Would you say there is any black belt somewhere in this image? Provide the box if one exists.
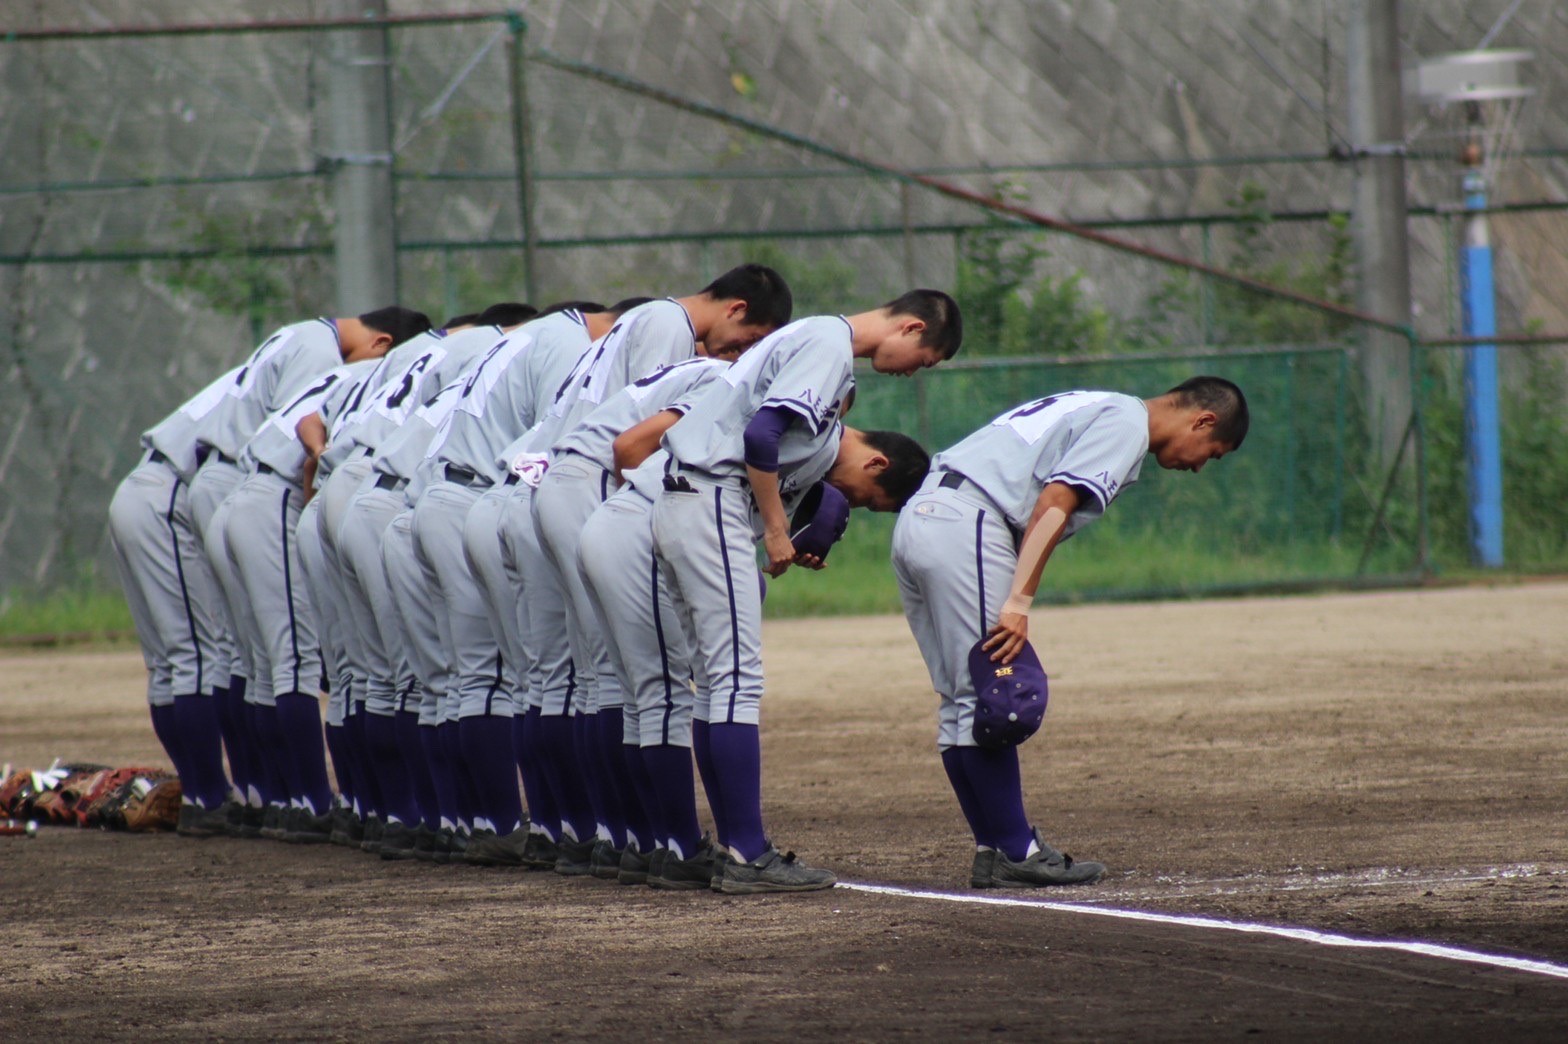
[444,463,485,488]
[374,473,404,492]
[938,471,967,490]
[503,473,520,486]
[147,448,173,468]
[663,474,695,493]
[257,462,277,476]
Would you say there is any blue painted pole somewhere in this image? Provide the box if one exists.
[1459,169,1505,567]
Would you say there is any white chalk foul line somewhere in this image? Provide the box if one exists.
[838,881,1568,983]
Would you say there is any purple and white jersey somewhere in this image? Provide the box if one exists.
[194,318,343,462]
[425,310,595,482]
[661,315,853,488]
[242,360,377,486]
[140,365,245,481]
[552,356,727,473]
[931,391,1148,537]
[325,324,503,472]
[531,299,696,454]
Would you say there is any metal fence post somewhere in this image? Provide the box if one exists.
[506,13,541,305]
[1410,330,1430,576]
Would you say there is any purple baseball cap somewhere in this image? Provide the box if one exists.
[967,638,1048,748]
[789,481,850,560]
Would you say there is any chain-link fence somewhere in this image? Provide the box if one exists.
[2,11,1565,613]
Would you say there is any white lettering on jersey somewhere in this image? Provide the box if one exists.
[993,392,1115,446]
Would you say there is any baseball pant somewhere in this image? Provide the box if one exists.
[187,457,249,689]
[534,456,624,714]
[462,484,527,705]
[381,507,449,727]
[412,480,511,720]
[339,480,417,717]
[891,475,1019,749]
[107,457,224,705]
[579,490,706,748]
[317,455,375,701]
[501,481,576,716]
[222,470,322,699]
[650,477,766,727]
[295,496,346,725]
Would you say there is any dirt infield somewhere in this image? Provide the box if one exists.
[4,582,1567,1038]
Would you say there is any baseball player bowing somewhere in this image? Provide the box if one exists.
[651,289,963,894]
[891,377,1248,888]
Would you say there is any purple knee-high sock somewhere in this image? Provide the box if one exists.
[397,710,441,829]
[247,702,291,806]
[954,745,1033,861]
[345,704,381,816]
[459,714,525,835]
[941,747,993,848]
[149,704,187,780]
[705,722,767,862]
[691,719,726,848]
[365,712,419,825]
[537,713,595,841]
[421,722,460,829]
[213,679,250,800]
[518,709,558,840]
[598,710,648,850]
[441,720,479,829]
[173,693,231,808]
[570,711,615,843]
[324,722,352,802]
[275,692,334,816]
[640,744,702,858]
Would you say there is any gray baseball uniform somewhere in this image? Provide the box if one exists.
[534,357,728,716]
[652,315,856,726]
[891,391,1149,747]
[110,365,244,705]
[222,363,371,702]
[578,453,708,747]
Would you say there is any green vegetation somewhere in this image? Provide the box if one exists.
[0,587,134,643]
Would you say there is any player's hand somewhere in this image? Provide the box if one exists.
[792,551,826,571]
[763,529,796,577]
[982,611,1029,664]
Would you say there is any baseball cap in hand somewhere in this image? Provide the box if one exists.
[968,639,1048,748]
[789,481,850,560]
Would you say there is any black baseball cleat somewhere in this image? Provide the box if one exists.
[716,844,836,895]
[553,835,597,876]
[359,815,385,855]
[649,838,718,892]
[985,828,1104,887]
[258,804,288,841]
[616,841,653,886]
[283,806,333,845]
[378,818,419,860]
[519,831,560,870]
[969,848,998,889]
[466,825,532,868]
[177,801,230,839]
[411,824,440,863]
[589,840,625,880]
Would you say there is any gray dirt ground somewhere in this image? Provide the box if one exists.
[3,582,1567,1039]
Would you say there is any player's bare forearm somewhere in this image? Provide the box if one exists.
[982,482,1080,664]
[300,454,319,506]
[612,409,682,481]
[747,464,794,576]
[296,412,328,459]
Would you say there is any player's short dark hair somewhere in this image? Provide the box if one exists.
[861,429,931,510]
[1167,376,1250,448]
[881,289,963,359]
[537,300,607,317]
[701,263,793,329]
[607,296,657,316]
[359,306,434,347]
[477,302,538,327]
[440,312,481,329]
